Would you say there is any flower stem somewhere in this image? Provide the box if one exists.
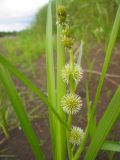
[72,144,75,156]
[70,49,74,70]
[69,49,75,93]
[67,114,72,160]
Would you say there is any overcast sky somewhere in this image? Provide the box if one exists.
[0,0,48,32]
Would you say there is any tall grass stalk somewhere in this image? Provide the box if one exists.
[46,0,56,158]
[56,0,67,160]
[72,5,120,160]
[0,64,44,160]
[92,5,120,122]
[56,18,67,160]
[84,87,120,160]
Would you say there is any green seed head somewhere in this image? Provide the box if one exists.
[56,6,66,25]
[57,6,66,17]
[62,25,71,37]
[61,36,74,48]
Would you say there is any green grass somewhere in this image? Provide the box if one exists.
[46,0,56,157]
[0,64,44,160]
[0,1,120,160]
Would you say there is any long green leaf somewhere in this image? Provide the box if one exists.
[46,0,56,158]
[102,141,120,152]
[92,5,120,115]
[88,4,120,142]
[0,54,47,105]
[70,6,120,160]
[84,87,120,160]
[0,64,44,160]
[56,1,67,160]
[0,54,68,129]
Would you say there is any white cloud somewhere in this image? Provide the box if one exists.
[0,0,48,31]
[0,23,28,32]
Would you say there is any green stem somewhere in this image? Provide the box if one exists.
[70,49,74,69]
[67,114,72,160]
[72,144,75,155]
[69,49,75,93]
[67,49,75,160]
[56,3,66,160]
[46,0,56,158]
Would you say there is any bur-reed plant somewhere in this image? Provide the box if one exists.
[0,1,120,160]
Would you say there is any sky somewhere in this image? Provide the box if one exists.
[0,0,48,32]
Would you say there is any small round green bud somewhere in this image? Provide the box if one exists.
[57,16,66,25]
[56,6,66,25]
[61,36,74,48]
[62,25,71,37]
[57,6,66,17]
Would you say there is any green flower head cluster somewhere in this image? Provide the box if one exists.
[56,6,66,25]
[61,36,74,49]
[56,5,74,48]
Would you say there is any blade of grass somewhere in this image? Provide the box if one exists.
[85,80,91,121]
[88,4,120,140]
[46,0,56,158]
[56,0,67,159]
[84,87,120,160]
[85,81,96,138]
[77,40,84,66]
[72,88,120,160]
[0,64,44,160]
[101,141,120,152]
[56,23,67,160]
[92,5,120,116]
[0,54,68,129]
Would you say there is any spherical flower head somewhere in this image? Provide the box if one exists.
[61,64,71,84]
[57,6,66,17]
[61,36,74,48]
[70,126,84,145]
[56,6,66,25]
[72,64,83,83]
[61,64,83,84]
[57,16,66,25]
[62,25,71,37]
[61,93,82,115]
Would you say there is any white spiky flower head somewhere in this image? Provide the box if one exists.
[61,93,82,115]
[61,64,83,84]
[70,126,84,145]
[61,64,71,84]
[72,64,83,83]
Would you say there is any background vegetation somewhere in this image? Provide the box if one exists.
[0,0,120,159]
[0,0,119,67]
